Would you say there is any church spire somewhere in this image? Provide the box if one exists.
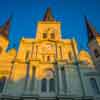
[85,16,100,42]
[0,16,12,39]
[43,7,55,21]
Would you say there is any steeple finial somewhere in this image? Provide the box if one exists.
[85,16,100,42]
[0,15,12,39]
[43,7,55,21]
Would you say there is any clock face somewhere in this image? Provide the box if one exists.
[43,43,53,50]
[46,44,52,50]
[40,43,54,54]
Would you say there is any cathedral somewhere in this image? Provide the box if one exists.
[0,8,100,100]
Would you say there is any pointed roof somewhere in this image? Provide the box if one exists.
[85,16,100,42]
[0,16,12,39]
[43,7,55,21]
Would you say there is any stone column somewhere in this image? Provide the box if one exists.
[56,64,64,95]
[23,62,31,95]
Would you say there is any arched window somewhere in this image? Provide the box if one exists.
[51,33,55,39]
[59,46,62,59]
[94,49,100,58]
[47,56,50,62]
[68,52,72,61]
[49,78,55,92]
[90,78,100,94]
[43,33,47,39]
[0,76,6,93]
[0,46,2,54]
[25,51,30,61]
[36,45,38,58]
[61,67,67,92]
[41,79,47,92]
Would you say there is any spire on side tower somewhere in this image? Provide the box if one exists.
[0,16,12,39]
[85,16,100,42]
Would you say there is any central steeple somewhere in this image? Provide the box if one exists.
[36,7,61,40]
[43,7,55,21]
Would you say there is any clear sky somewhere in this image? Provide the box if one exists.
[0,0,100,51]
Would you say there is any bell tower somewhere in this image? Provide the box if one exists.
[85,16,100,71]
[36,7,61,41]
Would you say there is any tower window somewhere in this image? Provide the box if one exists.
[49,78,55,92]
[43,33,47,39]
[90,78,100,94]
[94,49,100,58]
[41,79,47,92]
[51,33,55,39]
[0,76,6,93]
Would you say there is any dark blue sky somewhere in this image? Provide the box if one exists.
[0,0,100,51]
